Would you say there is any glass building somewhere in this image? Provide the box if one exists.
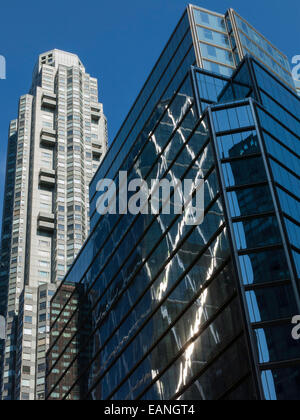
[295,80,300,97]
[46,5,300,400]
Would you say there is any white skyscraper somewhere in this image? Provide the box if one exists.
[0,49,107,400]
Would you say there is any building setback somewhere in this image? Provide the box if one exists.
[0,49,107,400]
[46,6,300,400]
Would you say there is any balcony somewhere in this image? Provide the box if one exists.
[91,105,101,121]
[39,168,56,188]
[92,142,102,159]
[41,93,57,109]
[38,212,55,232]
[40,128,57,147]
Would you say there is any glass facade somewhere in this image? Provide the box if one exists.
[207,59,300,400]
[229,10,294,90]
[191,6,237,77]
[190,6,295,92]
[295,80,300,97]
[46,6,300,401]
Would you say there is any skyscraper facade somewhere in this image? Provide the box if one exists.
[190,6,294,90]
[46,6,300,400]
[0,49,107,400]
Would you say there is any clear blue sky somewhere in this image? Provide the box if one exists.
[0,0,299,228]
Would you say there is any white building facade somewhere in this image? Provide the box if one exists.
[0,50,107,400]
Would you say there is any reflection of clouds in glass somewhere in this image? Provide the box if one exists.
[174,234,223,395]
[82,89,225,399]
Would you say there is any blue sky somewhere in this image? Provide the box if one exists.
[0,0,299,228]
